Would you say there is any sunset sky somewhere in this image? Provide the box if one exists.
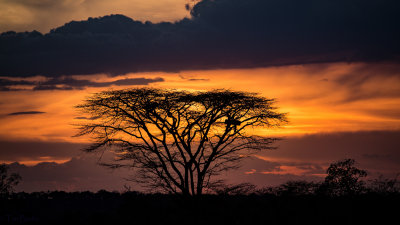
[1,0,399,192]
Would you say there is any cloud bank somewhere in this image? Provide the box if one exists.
[9,157,132,192]
[0,0,190,33]
[0,76,164,91]
[5,131,400,192]
[1,0,399,77]
[0,140,84,162]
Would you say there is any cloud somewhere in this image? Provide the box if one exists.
[3,130,400,191]
[261,130,400,176]
[0,140,84,161]
[331,64,400,103]
[179,74,210,82]
[7,111,45,116]
[0,87,28,91]
[1,0,399,77]
[74,116,100,120]
[8,154,324,192]
[227,130,400,186]
[0,76,164,91]
[8,156,134,192]
[0,0,190,33]
[237,156,326,178]
[226,157,325,187]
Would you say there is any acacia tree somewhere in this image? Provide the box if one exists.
[75,88,286,196]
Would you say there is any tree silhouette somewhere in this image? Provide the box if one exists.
[0,164,21,196]
[75,88,286,196]
[322,158,367,196]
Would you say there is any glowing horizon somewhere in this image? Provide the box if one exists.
[1,62,399,145]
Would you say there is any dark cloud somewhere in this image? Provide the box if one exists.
[3,130,400,191]
[226,157,324,187]
[1,140,132,192]
[331,64,400,103]
[236,157,326,178]
[187,78,209,81]
[7,111,45,116]
[263,130,400,176]
[229,130,400,186]
[239,157,282,173]
[74,116,100,120]
[0,78,33,86]
[1,0,399,77]
[106,77,164,86]
[0,140,83,161]
[179,75,210,82]
[8,156,134,192]
[32,85,74,91]
[0,87,27,91]
[8,155,323,192]
[0,76,164,91]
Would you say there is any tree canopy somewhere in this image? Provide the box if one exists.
[75,88,286,196]
[0,164,21,196]
[323,158,368,196]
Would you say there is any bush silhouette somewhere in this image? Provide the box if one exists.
[0,164,21,196]
[320,158,367,196]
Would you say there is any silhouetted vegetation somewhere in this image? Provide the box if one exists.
[0,164,21,196]
[258,159,397,197]
[259,180,321,196]
[75,88,286,196]
[1,159,399,224]
[1,188,399,224]
[369,174,400,194]
[320,158,368,196]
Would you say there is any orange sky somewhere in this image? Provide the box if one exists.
[1,0,400,192]
[1,62,399,191]
[0,0,192,33]
[1,62,399,146]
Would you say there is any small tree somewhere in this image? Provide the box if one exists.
[75,88,286,196]
[322,159,367,196]
[0,164,21,196]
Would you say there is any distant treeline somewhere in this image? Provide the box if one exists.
[1,159,399,224]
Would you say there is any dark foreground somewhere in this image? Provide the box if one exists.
[1,191,399,225]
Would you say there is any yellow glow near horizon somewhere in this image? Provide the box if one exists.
[0,63,399,145]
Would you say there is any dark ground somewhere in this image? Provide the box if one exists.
[1,191,399,225]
